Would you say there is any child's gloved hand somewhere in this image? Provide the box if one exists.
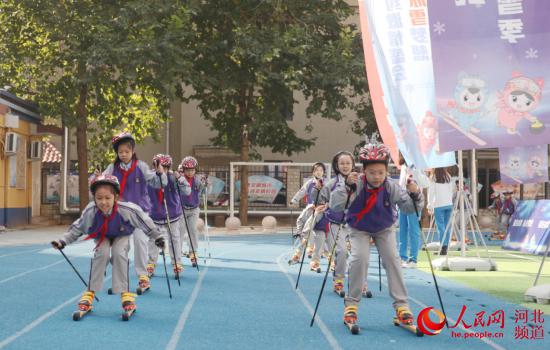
[155,237,165,248]
[51,240,66,250]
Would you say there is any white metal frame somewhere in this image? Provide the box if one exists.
[229,161,332,217]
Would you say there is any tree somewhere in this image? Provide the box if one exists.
[0,0,192,210]
[181,0,373,224]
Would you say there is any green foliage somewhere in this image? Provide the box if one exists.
[181,0,374,158]
[0,0,192,168]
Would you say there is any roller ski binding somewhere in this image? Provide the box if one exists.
[393,306,423,337]
[73,291,94,321]
[136,275,150,295]
[309,260,321,273]
[121,292,137,321]
[333,279,345,298]
[306,246,314,259]
[146,263,156,277]
[173,262,184,279]
[343,305,360,334]
[362,285,373,298]
[288,251,301,265]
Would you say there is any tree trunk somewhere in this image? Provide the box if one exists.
[238,88,249,225]
[76,84,89,211]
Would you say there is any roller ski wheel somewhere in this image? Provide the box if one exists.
[108,288,114,295]
[343,305,360,335]
[73,291,94,321]
[146,263,156,278]
[393,317,423,337]
[309,261,321,274]
[333,280,345,298]
[362,286,372,298]
[121,292,137,321]
[136,276,150,295]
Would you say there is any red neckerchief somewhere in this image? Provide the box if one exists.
[85,203,118,250]
[157,186,165,208]
[119,159,138,199]
[351,177,384,224]
[184,175,194,197]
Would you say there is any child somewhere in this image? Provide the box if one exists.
[146,154,191,278]
[499,191,517,236]
[177,156,206,267]
[51,175,164,319]
[488,192,504,239]
[329,138,424,334]
[314,151,370,296]
[288,163,325,263]
[398,154,429,267]
[97,132,167,293]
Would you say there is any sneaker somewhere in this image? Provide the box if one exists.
[400,260,409,268]
[406,261,417,268]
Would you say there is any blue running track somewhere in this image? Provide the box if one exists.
[0,233,548,349]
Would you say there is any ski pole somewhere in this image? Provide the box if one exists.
[52,242,100,302]
[160,249,173,299]
[158,172,181,286]
[295,178,323,290]
[202,181,212,262]
[378,252,382,292]
[310,188,353,327]
[411,191,449,327]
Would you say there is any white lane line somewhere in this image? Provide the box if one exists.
[0,248,44,259]
[165,260,211,350]
[0,259,64,284]
[0,274,113,349]
[277,253,342,350]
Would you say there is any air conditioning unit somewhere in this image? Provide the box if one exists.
[30,140,42,160]
[4,132,19,155]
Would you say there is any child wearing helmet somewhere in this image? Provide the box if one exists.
[51,175,164,319]
[311,151,372,298]
[94,132,168,293]
[176,156,206,267]
[146,154,191,278]
[329,135,424,334]
[288,162,325,264]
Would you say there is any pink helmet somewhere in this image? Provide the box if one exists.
[153,154,173,167]
[359,133,390,164]
[90,174,120,195]
[180,156,198,169]
[111,132,135,151]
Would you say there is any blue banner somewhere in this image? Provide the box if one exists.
[503,200,550,255]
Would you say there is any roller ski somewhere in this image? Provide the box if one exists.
[288,251,301,265]
[173,263,184,279]
[333,279,345,298]
[189,253,198,268]
[136,275,151,295]
[343,305,360,334]
[362,286,373,298]
[146,263,156,278]
[121,292,137,321]
[73,291,94,321]
[309,260,321,274]
[393,306,423,337]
